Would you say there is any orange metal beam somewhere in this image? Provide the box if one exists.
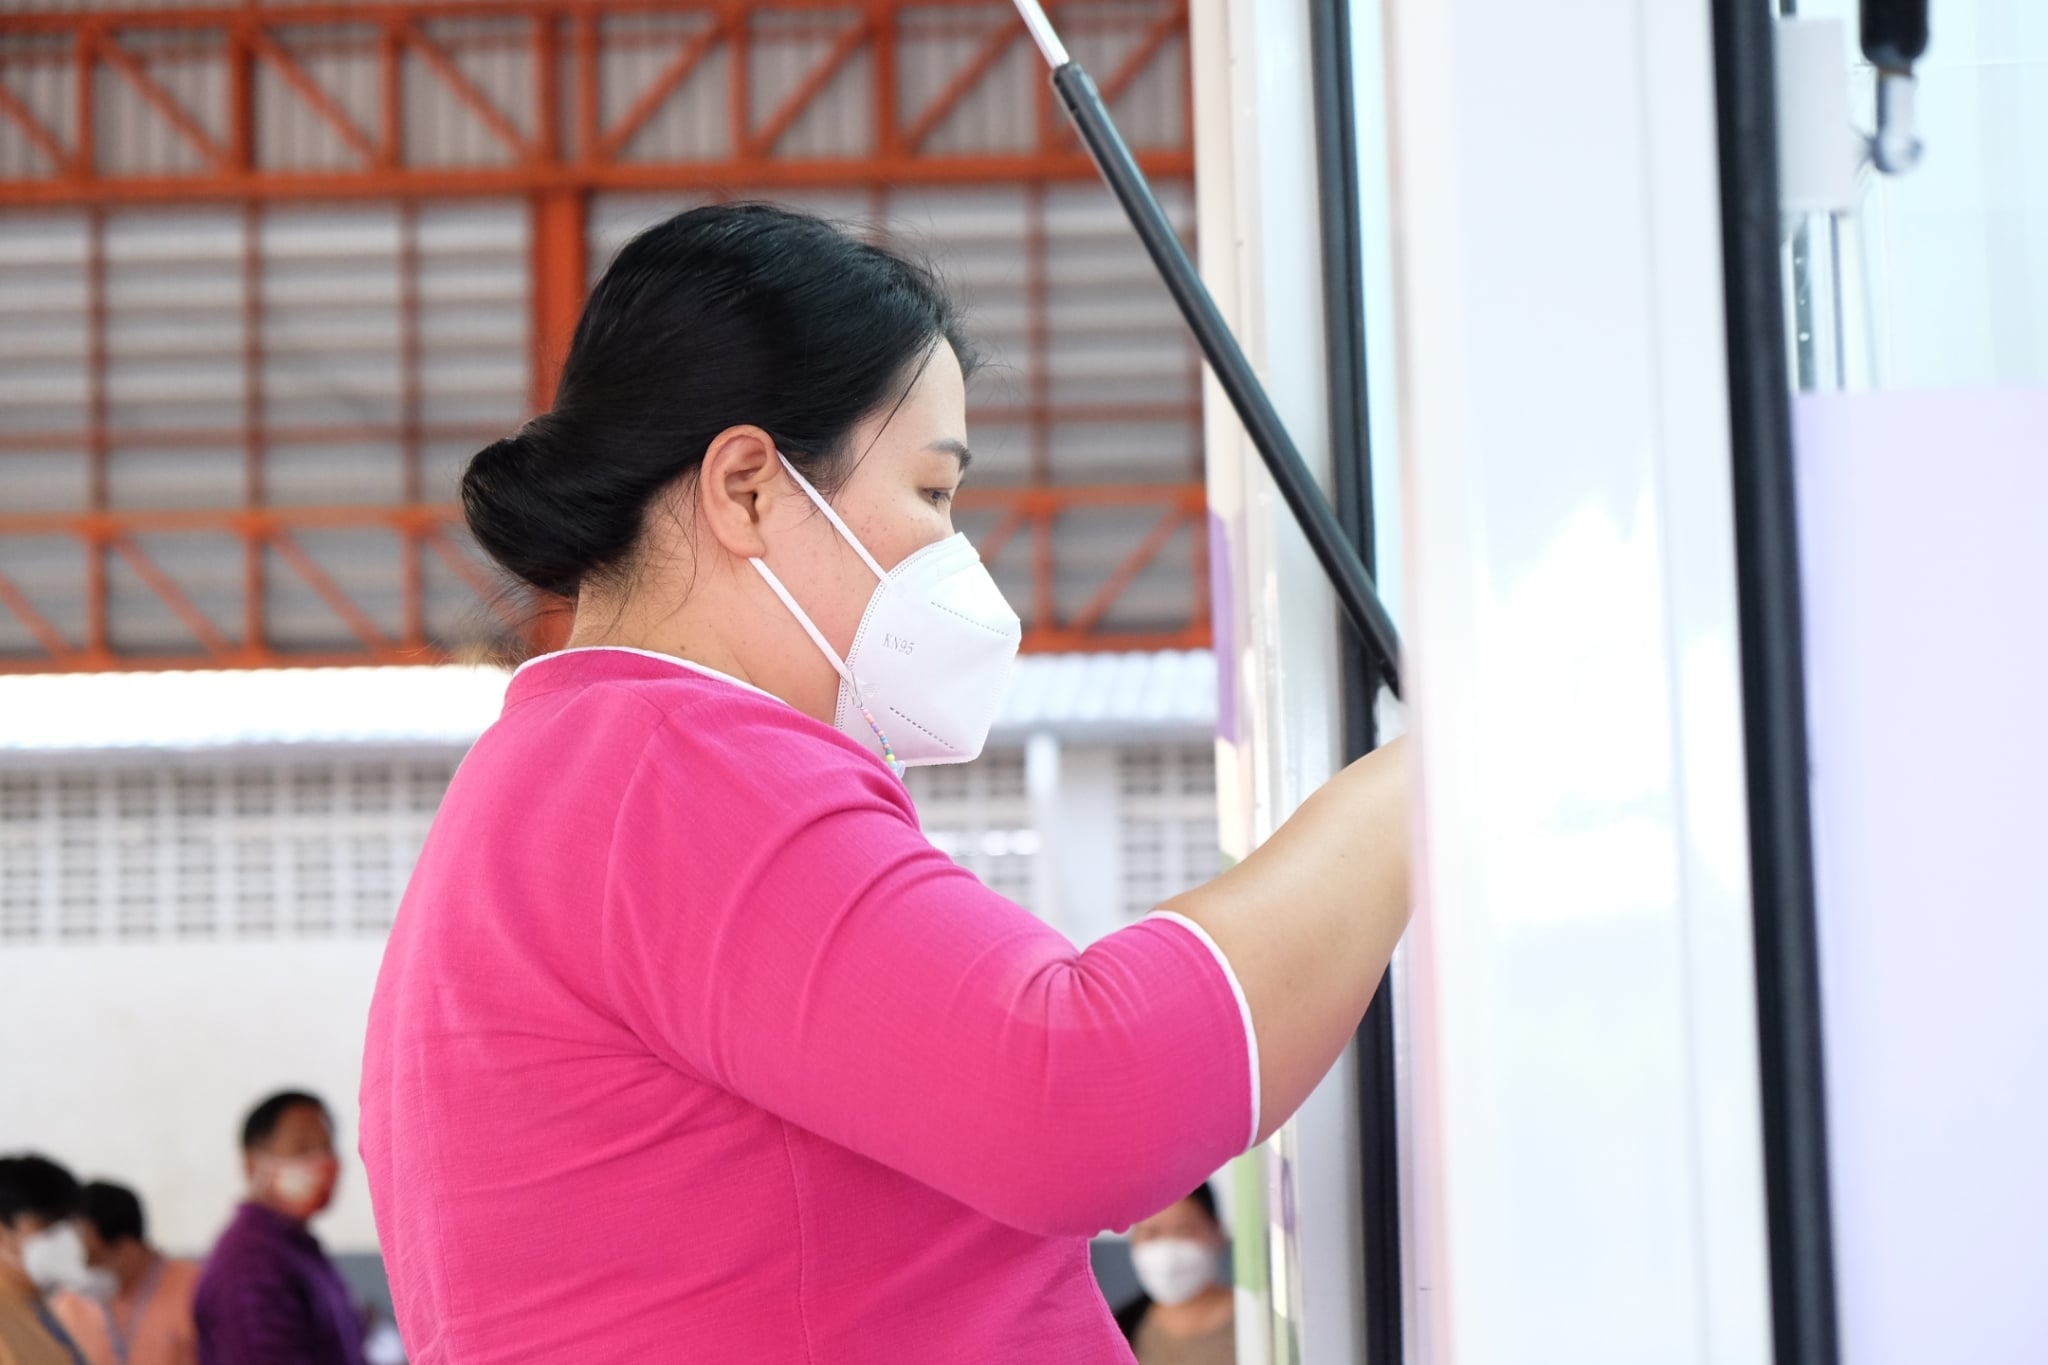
[83,208,108,657]
[530,190,588,412]
[272,531,395,652]
[0,0,1195,205]
[399,20,531,159]
[594,18,723,162]
[869,0,900,161]
[0,573,75,661]
[743,15,871,161]
[248,28,379,166]
[1065,504,1190,637]
[0,484,1211,669]
[0,153,1193,206]
[1095,0,1189,106]
[71,26,94,177]
[377,23,402,167]
[0,627,1213,677]
[240,201,265,653]
[900,16,1025,152]
[972,506,1031,571]
[97,36,229,169]
[226,21,253,171]
[0,0,1208,673]
[2,0,1019,30]
[0,487,1208,542]
[571,9,600,158]
[398,199,426,648]
[107,535,236,659]
[0,78,66,170]
[0,402,1198,454]
[425,529,529,633]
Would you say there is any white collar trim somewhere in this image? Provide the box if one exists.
[513,646,786,706]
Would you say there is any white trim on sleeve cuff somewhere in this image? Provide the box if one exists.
[1144,909,1262,1151]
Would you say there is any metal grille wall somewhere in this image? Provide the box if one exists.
[0,755,455,943]
[1116,741,1217,917]
[0,739,1221,944]
[906,748,1038,906]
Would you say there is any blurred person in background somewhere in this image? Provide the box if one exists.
[51,1181,199,1365]
[192,1093,363,1365]
[0,1154,90,1365]
[1118,1183,1234,1365]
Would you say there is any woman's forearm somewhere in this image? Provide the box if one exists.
[1161,737,1411,1143]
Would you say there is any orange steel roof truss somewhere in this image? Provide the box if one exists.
[0,0,1209,674]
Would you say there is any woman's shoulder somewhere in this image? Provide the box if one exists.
[572,666,912,816]
[471,649,917,847]
[499,651,870,771]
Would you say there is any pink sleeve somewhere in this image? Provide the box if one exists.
[597,703,1258,1237]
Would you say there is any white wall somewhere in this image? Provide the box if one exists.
[1796,388,2048,1362]
[1380,0,1774,1358]
[0,940,387,1257]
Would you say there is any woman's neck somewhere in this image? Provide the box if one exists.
[1149,1281,1234,1338]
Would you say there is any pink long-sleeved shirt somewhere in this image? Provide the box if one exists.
[360,647,1258,1363]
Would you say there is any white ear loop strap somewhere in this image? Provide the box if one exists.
[749,557,858,692]
[748,454,906,774]
[775,454,890,584]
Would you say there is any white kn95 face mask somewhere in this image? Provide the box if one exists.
[750,454,1022,773]
[20,1221,92,1294]
[1130,1237,1220,1306]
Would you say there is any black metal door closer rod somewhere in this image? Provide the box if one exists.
[1011,0,1405,698]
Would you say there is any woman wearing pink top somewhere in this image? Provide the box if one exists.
[359,204,1409,1363]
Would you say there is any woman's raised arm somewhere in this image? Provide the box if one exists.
[1161,738,1411,1144]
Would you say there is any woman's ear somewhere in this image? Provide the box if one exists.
[696,425,783,560]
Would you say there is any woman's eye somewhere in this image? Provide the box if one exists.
[924,488,956,508]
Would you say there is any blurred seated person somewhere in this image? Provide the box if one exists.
[51,1181,198,1365]
[0,1153,90,1365]
[1117,1183,1234,1365]
[193,1092,363,1365]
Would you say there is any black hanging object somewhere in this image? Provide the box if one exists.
[1860,0,1930,70]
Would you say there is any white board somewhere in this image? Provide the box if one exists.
[1795,387,2048,1363]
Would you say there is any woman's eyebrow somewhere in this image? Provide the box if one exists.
[927,438,973,472]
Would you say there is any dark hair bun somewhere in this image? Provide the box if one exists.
[461,421,654,600]
[459,203,972,601]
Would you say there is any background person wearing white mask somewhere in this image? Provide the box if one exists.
[360,202,1410,1364]
[0,1154,92,1365]
[50,1181,201,1365]
[192,1093,363,1365]
[1120,1184,1234,1365]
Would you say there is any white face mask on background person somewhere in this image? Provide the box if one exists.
[1130,1237,1220,1306]
[259,1154,339,1220]
[19,1221,92,1294]
[751,454,1022,772]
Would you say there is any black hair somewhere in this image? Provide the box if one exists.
[1185,1180,1220,1228]
[80,1181,145,1246]
[0,1154,82,1229]
[463,202,976,600]
[241,1091,330,1153]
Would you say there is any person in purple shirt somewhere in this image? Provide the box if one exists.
[192,1093,363,1365]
